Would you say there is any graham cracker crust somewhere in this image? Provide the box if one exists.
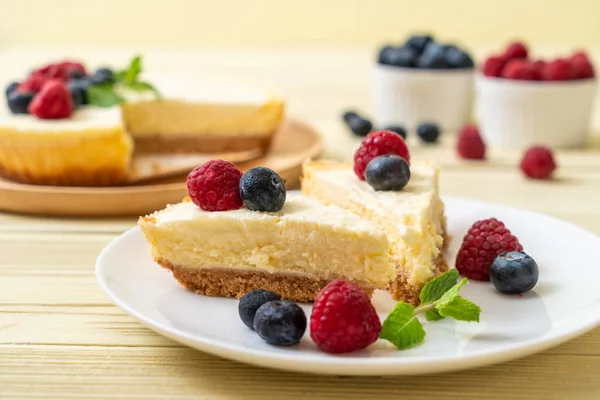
[0,165,129,187]
[155,258,375,302]
[133,134,275,155]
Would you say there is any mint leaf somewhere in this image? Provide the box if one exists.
[128,81,162,98]
[124,55,143,85]
[419,269,459,304]
[88,84,124,107]
[380,302,425,350]
[433,278,481,322]
[425,309,444,321]
[437,296,481,322]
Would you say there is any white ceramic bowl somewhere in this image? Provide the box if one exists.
[475,74,597,149]
[371,64,474,132]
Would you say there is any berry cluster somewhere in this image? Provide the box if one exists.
[455,218,539,295]
[343,110,441,144]
[239,280,381,353]
[5,60,115,119]
[483,41,595,81]
[186,159,287,212]
[379,34,474,69]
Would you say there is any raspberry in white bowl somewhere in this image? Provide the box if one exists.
[372,34,475,134]
[476,41,597,149]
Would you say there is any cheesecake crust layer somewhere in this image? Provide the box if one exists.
[132,134,275,155]
[155,257,376,303]
[0,165,129,187]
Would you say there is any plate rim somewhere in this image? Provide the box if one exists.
[95,196,600,376]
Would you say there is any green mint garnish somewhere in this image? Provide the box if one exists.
[379,270,481,350]
[88,55,161,108]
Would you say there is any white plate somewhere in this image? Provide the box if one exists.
[96,196,600,376]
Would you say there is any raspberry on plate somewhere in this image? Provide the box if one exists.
[28,79,74,119]
[502,59,540,80]
[456,124,485,160]
[353,130,410,180]
[520,146,557,180]
[455,218,523,281]
[186,159,244,211]
[542,59,576,81]
[482,55,507,77]
[503,41,528,60]
[310,280,381,354]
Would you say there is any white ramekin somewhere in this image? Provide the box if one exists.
[371,64,474,132]
[475,74,597,149]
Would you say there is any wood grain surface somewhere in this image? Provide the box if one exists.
[1,46,600,399]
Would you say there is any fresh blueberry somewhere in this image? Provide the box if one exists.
[239,289,281,329]
[348,117,373,137]
[416,50,448,69]
[377,45,395,64]
[380,46,416,68]
[446,47,475,68]
[384,125,407,139]
[417,123,441,143]
[365,154,411,191]
[68,69,85,80]
[240,167,286,212]
[342,110,360,124]
[7,91,34,114]
[490,251,539,294]
[68,79,90,106]
[404,35,433,55]
[90,68,114,85]
[5,82,19,97]
[253,300,307,346]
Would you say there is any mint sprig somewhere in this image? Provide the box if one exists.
[380,270,481,350]
[88,55,161,108]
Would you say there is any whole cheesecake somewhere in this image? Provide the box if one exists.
[0,60,285,187]
[139,192,394,301]
[302,160,448,305]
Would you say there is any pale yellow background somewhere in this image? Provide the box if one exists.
[1,0,599,47]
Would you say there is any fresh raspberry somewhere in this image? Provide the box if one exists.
[570,51,592,66]
[502,59,540,80]
[569,53,595,79]
[456,124,486,160]
[17,73,49,93]
[542,59,576,81]
[503,41,528,60]
[310,280,381,354]
[353,130,410,180]
[520,146,557,180]
[186,159,243,211]
[455,218,523,281]
[482,55,506,77]
[58,61,87,78]
[28,79,74,119]
[532,59,547,76]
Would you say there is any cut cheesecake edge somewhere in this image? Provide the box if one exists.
[138,193,395,302]
[302,159,448,305]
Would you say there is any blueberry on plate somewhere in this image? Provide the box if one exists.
[239,289,281,329]
[68,79,90,106]
[90,67,114,85]
[342,110,360,124]
[380,46,416,68]
[404,34,433,55]
[365,154,411,191]
[253,300,307,346]
[446,47,475,68]
[5,82,19,97]
[7,91,34,114]
[417,122,441,143]
[384,125,407,139]
[490,251,539,294]
[240,167,287,212]
[348,117,373,137]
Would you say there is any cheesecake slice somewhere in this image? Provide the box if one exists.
[138,192,393,302]
[121,77,285,155]
[302,160,448,305]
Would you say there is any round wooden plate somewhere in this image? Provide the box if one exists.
[0,119,322,217]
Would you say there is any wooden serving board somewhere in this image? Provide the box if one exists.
[0,118,322,217]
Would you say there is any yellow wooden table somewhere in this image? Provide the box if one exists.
[1,47,600,399]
